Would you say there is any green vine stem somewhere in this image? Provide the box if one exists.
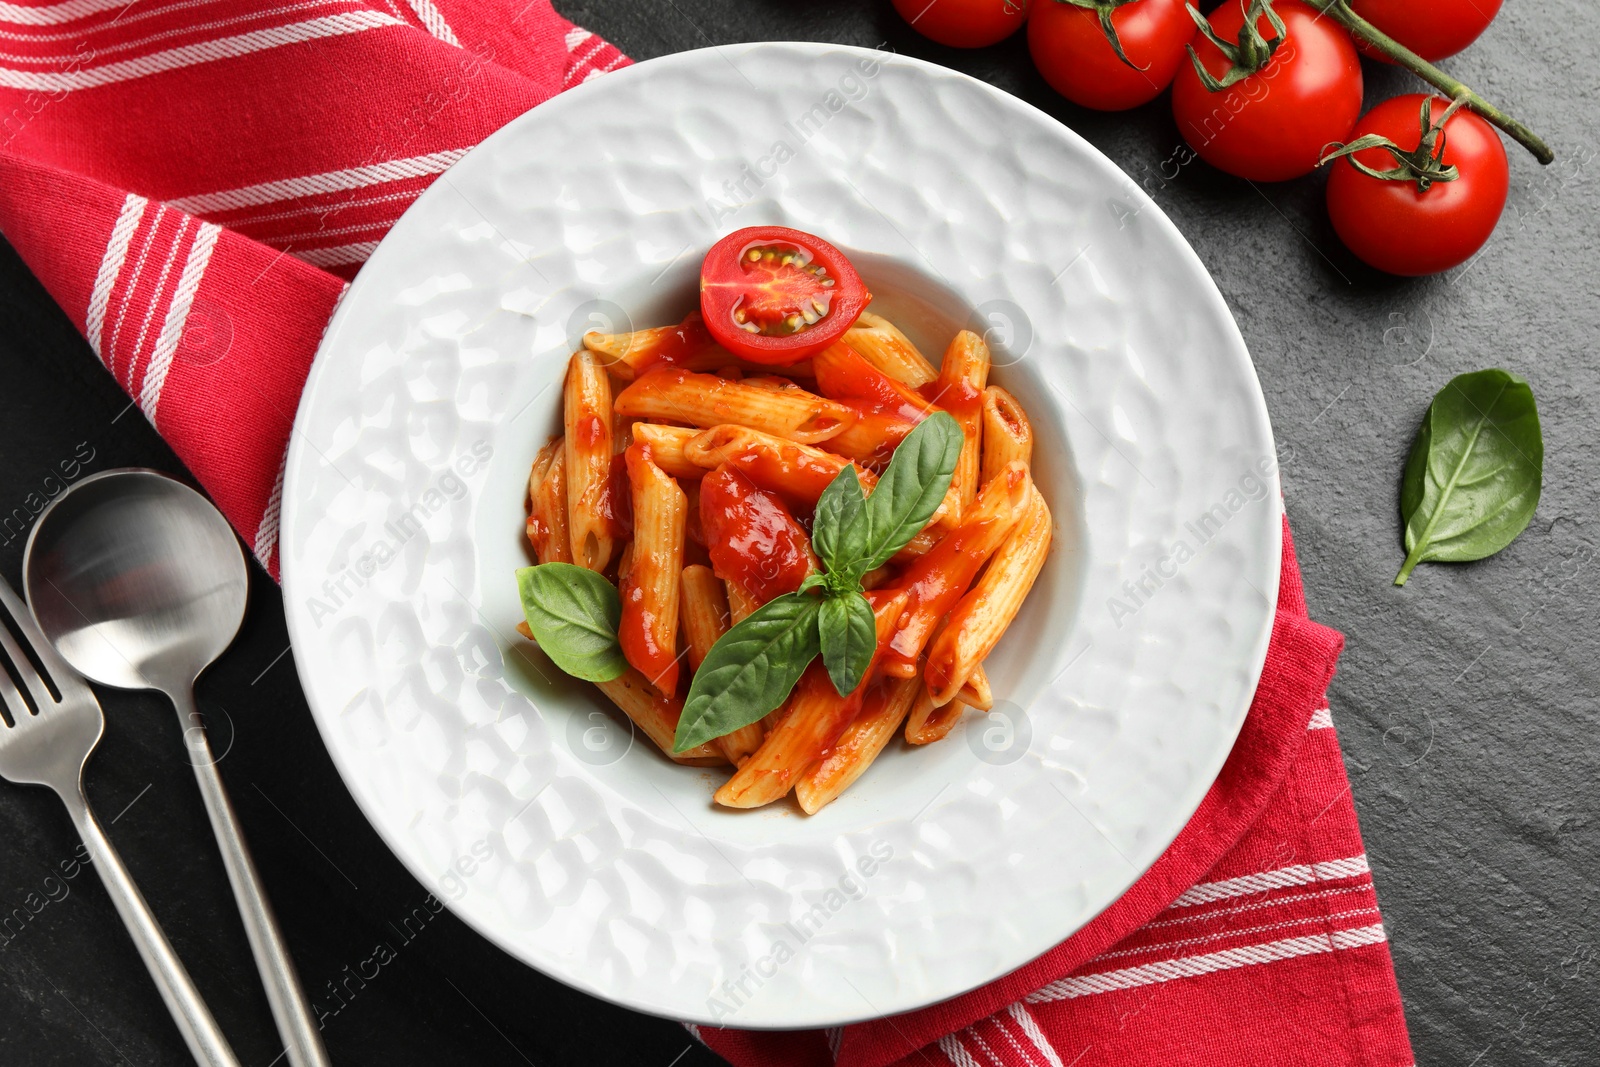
[1303,0,1553,165]
[1052,0,1145,71]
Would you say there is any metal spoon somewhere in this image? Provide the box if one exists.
[23,469,331,1067]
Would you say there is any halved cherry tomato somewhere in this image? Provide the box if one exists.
[892,0,1030,48]
[699,226,870,365]
[699,465,818,604]
[1349,0,1501,63]
[1028,0,1194,112]
[1326,95,1508,276]
[1172,0,1362,182]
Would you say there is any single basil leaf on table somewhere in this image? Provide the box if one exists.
[832,410,963,583]
[818,590,877,696]
[516,563,626,681]
[674,591,822,752]
[1396,368,1543,587]
[812,463,866,580]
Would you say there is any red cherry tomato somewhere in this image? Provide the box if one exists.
[699,465,817,605]
[891,0,1030,48]
[699,226,870,365]
[1348,0,1502,62]
[1027,0,1194,112]
[1171,0,1362,181]
[1326,95,1508,276]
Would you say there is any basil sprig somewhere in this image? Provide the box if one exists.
[1396,369,1543,586]
[672,412,962,751]
[515,563,627,681]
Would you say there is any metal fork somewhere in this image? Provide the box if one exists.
[0,574,242,1067]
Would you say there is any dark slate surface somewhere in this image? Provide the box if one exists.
[1,2,1595,1064]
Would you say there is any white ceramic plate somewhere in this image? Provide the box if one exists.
[281,42,1282,1028]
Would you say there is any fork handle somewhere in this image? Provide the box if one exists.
[62,786,244,1067]
[177,689,332,1067]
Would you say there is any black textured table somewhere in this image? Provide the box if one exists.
[2,3,1595,1065]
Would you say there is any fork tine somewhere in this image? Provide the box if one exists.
[0,645,27,726]
[0,585,33,725]
[0,574,62,712]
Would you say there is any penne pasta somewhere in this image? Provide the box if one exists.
[925,485,1053,706]
[881,461,1032,679]
[584,312,817,382]
[825,403,921,469]
[679,565,764,765]
[726,579,760,624]
[904,684,970,745]
[980,385,1033,485]
[582,312,722,381]
[795,676,921,814]
[845,311,937,387]
[813,342,938,417]
[597,667,723,765]
[714,590,908,809]
[929,330,991,509]
[812,341,939,468]
[525,438,573,564]
[615,367,857,445]
[630,423,706,481]
[683,424,956,532]
[563,350,620,572]
[684,424,873,506]
[958,664,994,712]
[619,443,687,695]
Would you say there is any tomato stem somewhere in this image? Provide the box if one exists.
[1320,94,1467,191]
[1183,0,1286,91]
[1051,0,1146,72]
[1305,0,1553,165]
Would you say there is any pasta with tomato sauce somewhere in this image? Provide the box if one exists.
[516,227,1052,813]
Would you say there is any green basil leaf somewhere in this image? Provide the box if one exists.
[1396,368,1543,586]
[796,572,828,596]
[674,592,822,751]
[516,564,626,681]
[818,591,876,696]
[835,410,963,582]
[812,464,866,577]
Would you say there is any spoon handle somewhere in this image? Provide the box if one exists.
[61,782,244,1067]
[176,689,332,1067]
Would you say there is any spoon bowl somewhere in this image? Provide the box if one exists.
[25,469,247,694]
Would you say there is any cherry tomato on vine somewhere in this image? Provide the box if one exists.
[1027,0,1193,112]
[1325,94,1508,276]
[699,226,871,364]
[1348,0,1502,63]
[1171,0,1362,182]
[891,0,1030,48]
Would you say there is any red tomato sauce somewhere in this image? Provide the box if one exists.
[633,313,716,374]
[619,578,676,695]
[918,378,982,416]
[815,343,932,422]
[721,443,846,509]
[598,452,633,539]
[882,520,1000,674]
[700,465,815,603]
[573,412,607,449]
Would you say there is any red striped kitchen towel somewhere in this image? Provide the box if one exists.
[0,4,1413,1064]
[695,523,1415,1067]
